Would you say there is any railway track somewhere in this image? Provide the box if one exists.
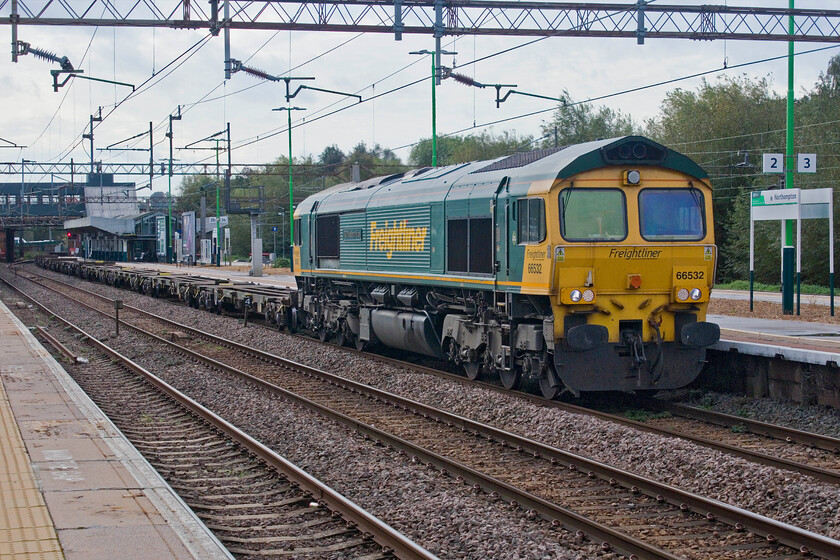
[11,265,840,560]
[21,264,840,486]
[2,273,436,560]
[268,305,840,487]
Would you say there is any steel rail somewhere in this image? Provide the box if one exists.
[2,275,438,560]
[35,325,78,362]
[19,267,840,560]
[645,398,840,453]
[284,326,840,487]
[371,348,840,485]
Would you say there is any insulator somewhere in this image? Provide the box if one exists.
[241,65,278,82]
[25,44,74,71]
[28,46,61,64]
[450,72,483,88]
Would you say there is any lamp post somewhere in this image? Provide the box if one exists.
[271,107,305,270]
[410,49,456,167]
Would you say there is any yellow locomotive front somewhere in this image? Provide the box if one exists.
[537,153,720,394]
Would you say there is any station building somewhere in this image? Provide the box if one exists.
[62,174,175,262]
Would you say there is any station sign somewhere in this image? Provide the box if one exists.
[762,153,784,174]
[751,189,799,209]
[797,153,817,173]
[762,152,817,174]
[207,216,229,227]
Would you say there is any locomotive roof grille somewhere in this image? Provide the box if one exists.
[470,147,565,174]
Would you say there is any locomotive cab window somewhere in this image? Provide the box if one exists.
[293,218,301,246]
[639,188,705,241]
[517,198,546,244]
[559,188,627,241]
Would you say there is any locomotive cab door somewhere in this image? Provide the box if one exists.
[493,177,511,285]
[306,201,319,269]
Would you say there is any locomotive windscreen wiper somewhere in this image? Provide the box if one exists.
[561,187,574,223]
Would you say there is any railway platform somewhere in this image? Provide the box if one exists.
[711,314,840,365]
[0,298,232,559]
[706,313,840,408]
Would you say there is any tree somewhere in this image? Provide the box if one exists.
[645,75,785,283]
[408,130,533,167]
[318,145,345,176]
[540,89,636,147]
[342,142,404,182]
[793,54,840,285]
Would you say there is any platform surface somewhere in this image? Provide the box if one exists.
[0,297,232,560]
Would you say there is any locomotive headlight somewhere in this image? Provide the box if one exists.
[622,169,641,186]
[690,288,703,301]
[561,288,597,305]
[676,288,690,302]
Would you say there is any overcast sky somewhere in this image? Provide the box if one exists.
[1,0,838,195]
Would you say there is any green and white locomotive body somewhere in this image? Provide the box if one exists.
[293,136,720,396]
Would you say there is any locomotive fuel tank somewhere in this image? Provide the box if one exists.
[370,310,442,358]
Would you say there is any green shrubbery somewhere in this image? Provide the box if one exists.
[715,280,833,295]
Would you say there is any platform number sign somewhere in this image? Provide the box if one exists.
[762,153,817,174]
[797,154,817,173]
[762,153,783,174]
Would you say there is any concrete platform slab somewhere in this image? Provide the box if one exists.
[0,298,233,560]
[58,525,199,560]
[710,314,840,340]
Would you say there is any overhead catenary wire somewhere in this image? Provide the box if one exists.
[218,40,840,164]
[22,4,840,182]
[16,0,683,167]
[44,0,259,163]
[49,31,216,164]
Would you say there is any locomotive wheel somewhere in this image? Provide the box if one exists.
[355,338,367,352]
[464,361,482,381]
[318,327,329,342]
[335,331,347,347]
[288,308,298,333]
[499,368,521,391]
[538,362,562,400]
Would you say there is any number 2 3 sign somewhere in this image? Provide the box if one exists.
[762,153,817,174]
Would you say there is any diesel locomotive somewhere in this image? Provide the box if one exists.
[290,135,721,397]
